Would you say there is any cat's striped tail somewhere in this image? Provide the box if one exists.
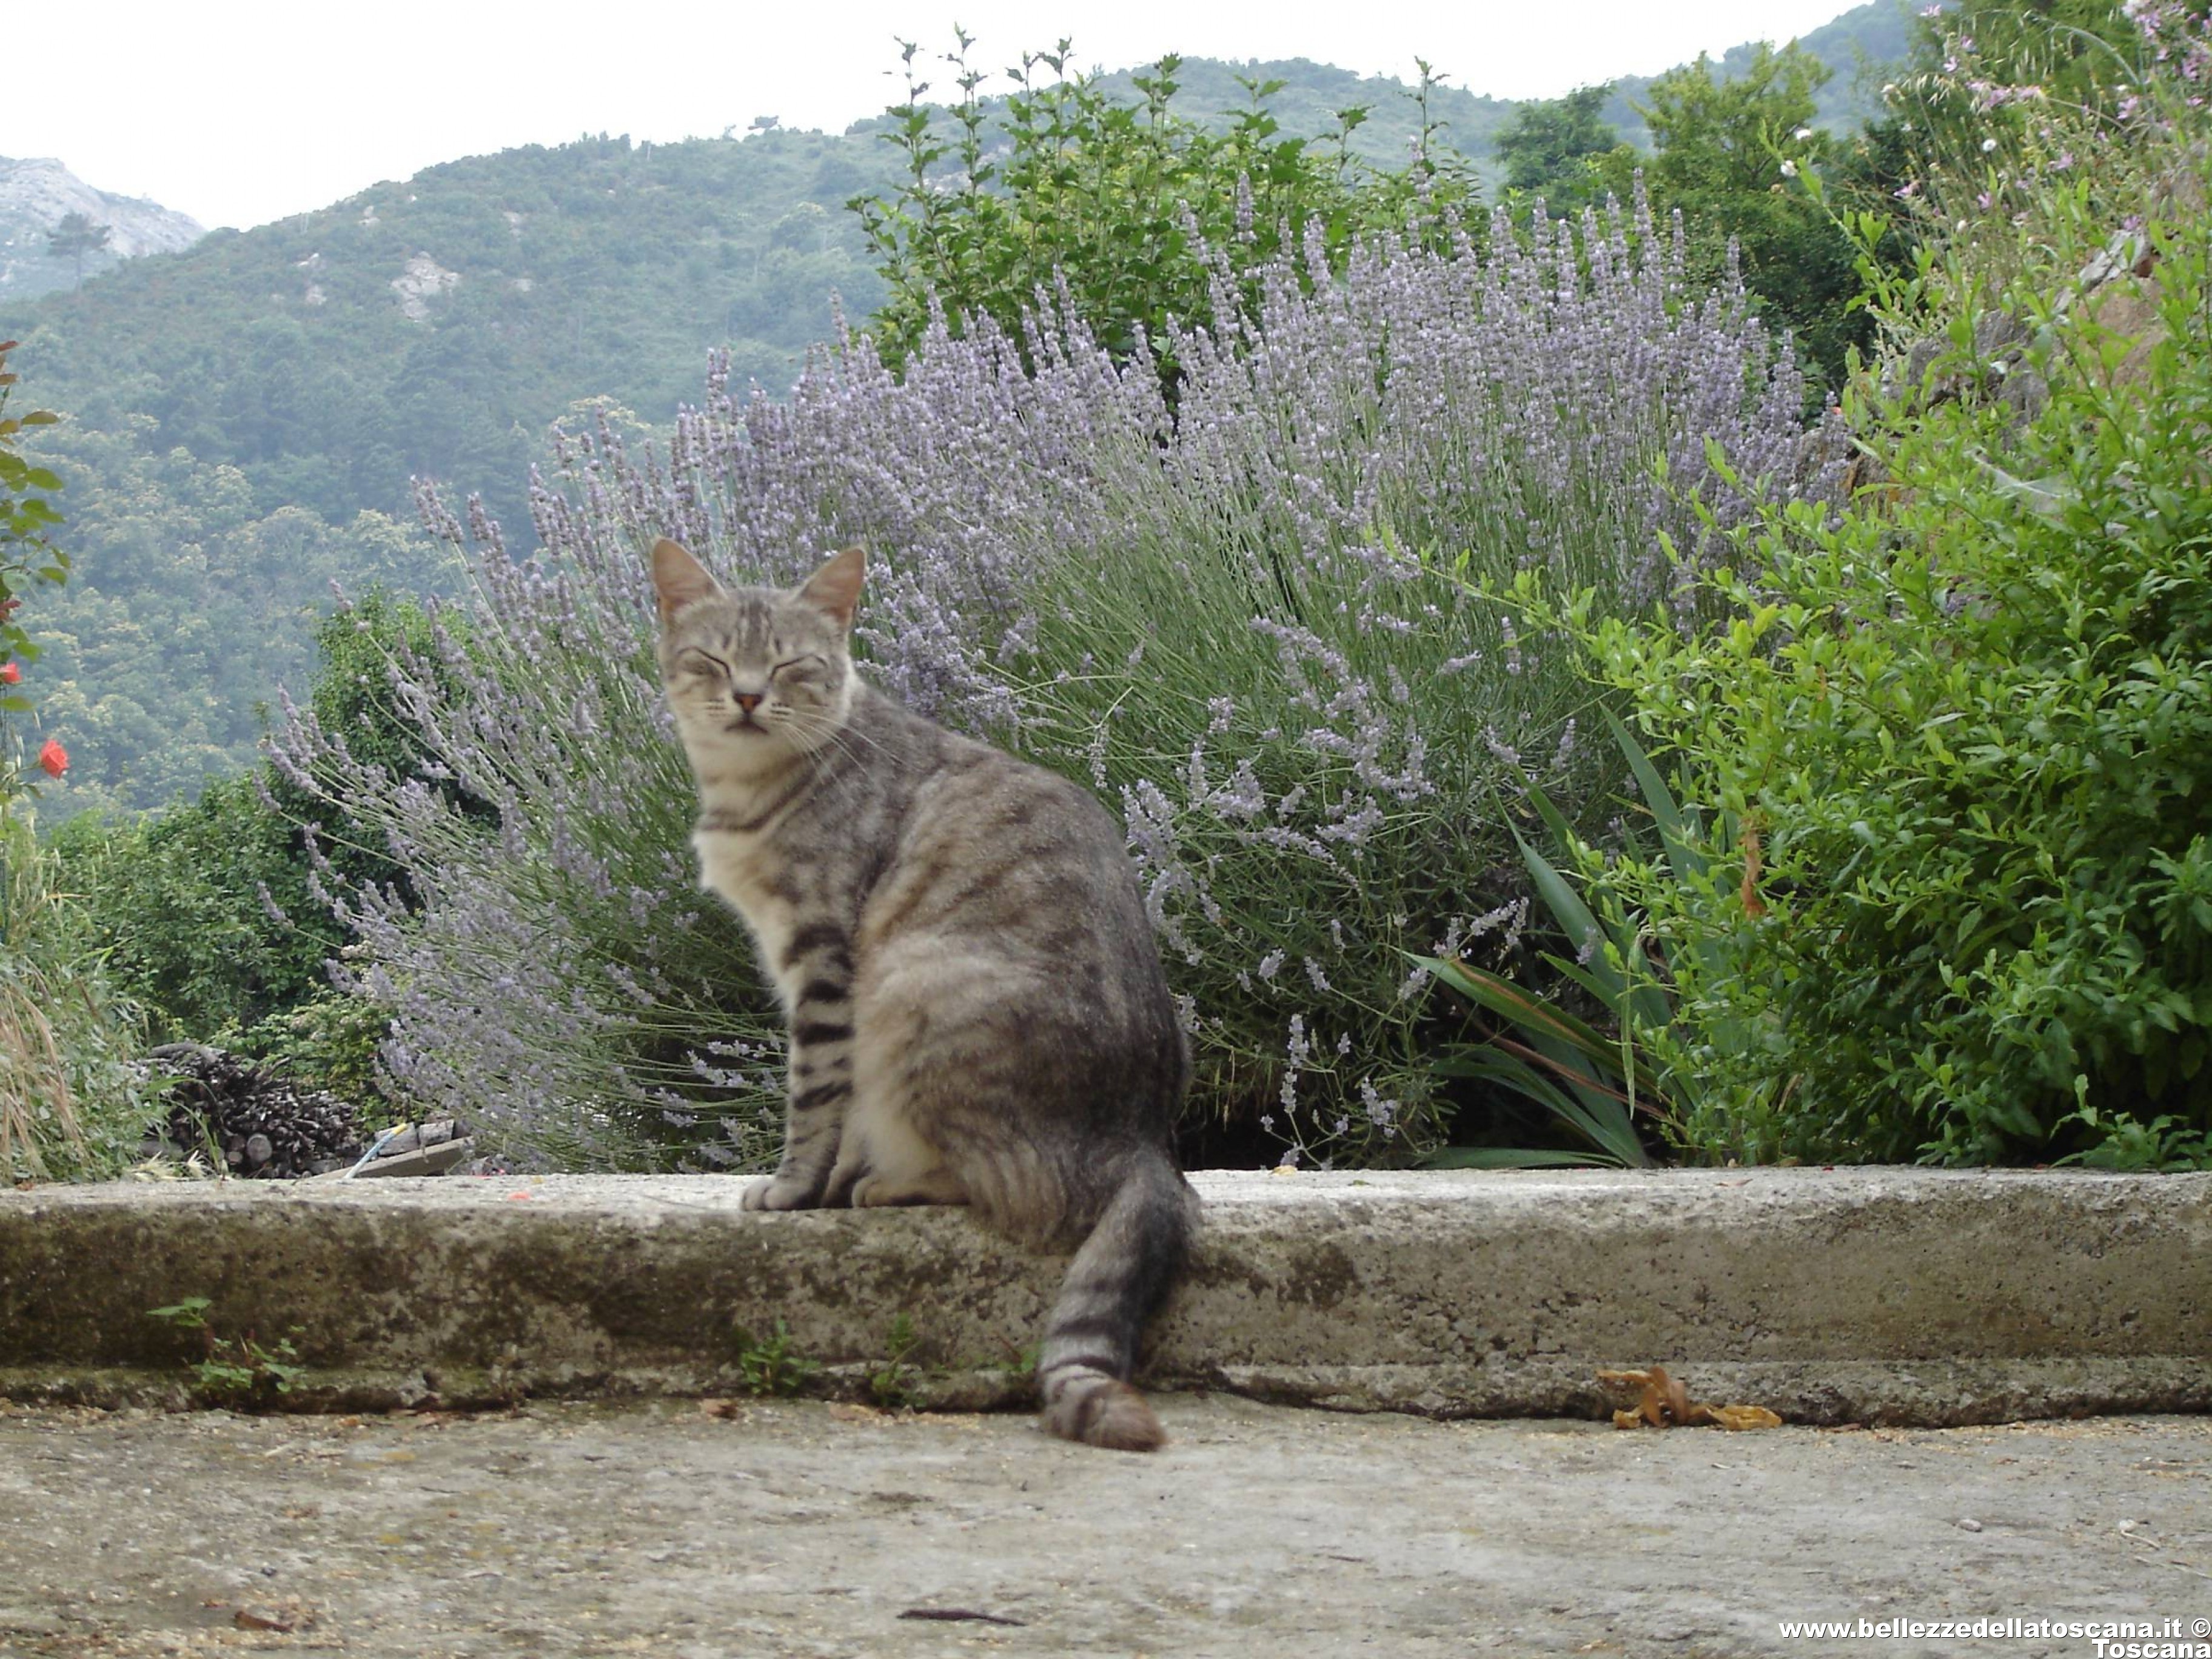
[1037,1153,1198,1452]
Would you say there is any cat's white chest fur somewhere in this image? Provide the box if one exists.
[692,828,800,1006]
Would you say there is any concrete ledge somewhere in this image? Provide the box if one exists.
[2,1168,2207,1425]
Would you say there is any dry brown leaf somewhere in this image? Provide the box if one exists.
[1739,816,1768,919]
[233,1604,316,1633]
[698,1398,743,1420]
[1597,1365,1782,1430]
[1706,1404,1784,1431]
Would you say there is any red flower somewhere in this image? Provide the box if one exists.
[0,662,17,685]
[36,738,66,779]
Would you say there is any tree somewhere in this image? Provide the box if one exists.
[44,213,112,291]
[851,36,1482,378]
[1601,45,1867,386]
[1632,45,1830,201]
[1494,85,1621,213]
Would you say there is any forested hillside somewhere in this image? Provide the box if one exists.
[7,4,1918,812]
[2,129,896,809]
[3,129,894,537]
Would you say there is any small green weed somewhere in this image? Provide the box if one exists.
[866,1313,925,1410]
[994,1335,1041,1392]
[735,1318,820,1398]
[146,1296,304,1404]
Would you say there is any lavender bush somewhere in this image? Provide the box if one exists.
[276,192,1843,1170]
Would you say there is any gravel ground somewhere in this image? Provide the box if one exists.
[0,1396,2205,1658]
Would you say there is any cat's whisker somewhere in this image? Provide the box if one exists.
[805,717,891,767]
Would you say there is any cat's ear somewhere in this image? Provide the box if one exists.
[651,537,722,624]
[795,545,866,629]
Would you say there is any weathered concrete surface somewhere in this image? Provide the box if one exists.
[1,1398,2205,1658]
[2,1168,2208,1425]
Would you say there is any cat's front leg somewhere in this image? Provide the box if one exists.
[742,1056,853,1209]
[743,922,858,1211]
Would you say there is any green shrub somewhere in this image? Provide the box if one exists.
[52,774,333,1044]
[0,811,164,1180]
[1513,107,2212,1168]
[853,38,1480,376]
[49,593,446,1101]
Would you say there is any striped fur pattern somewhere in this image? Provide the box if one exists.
[651,538,1196,1452]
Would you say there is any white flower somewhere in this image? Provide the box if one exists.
[1780,159,1799,178]
[1982,136,1999,152]
[1793,127,1814,141]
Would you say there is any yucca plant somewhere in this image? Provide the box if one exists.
[1421,711,1724,1168]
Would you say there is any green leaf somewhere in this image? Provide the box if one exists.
[1506,811,1628,1007]
[1602,707,1708,886]
[1426,1144,1629,1170]
[1429,1023,1647,1167]
[1419,954,1612,1058]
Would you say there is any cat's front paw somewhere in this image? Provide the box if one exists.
[741,1173,824,1211]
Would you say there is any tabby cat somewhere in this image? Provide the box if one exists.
[651,537,1198,1452]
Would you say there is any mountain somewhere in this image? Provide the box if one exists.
[0,157,204,301]
[2,129,895,540]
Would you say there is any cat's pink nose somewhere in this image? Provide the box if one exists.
[734,692,763,714]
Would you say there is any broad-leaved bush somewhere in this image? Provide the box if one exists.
[1516,58,2212,1168]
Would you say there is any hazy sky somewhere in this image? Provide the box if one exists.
[15,1,1862,232]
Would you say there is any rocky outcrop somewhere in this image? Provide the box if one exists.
[0,156,204,300]
[390,251,460,321]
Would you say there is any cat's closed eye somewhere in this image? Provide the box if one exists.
[773,655,828,683]
[679,651,729,682]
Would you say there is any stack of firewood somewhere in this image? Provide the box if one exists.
[149,1044,363,1179]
